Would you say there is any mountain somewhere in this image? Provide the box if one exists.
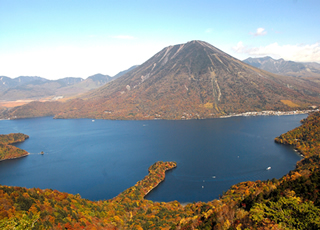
[3,40,320,120]
[0,76,50,100]
[0,75,113,101]
[55,77,83,86]
[0,76,17,90]
[243,56,320,78]
[0,67,138,102]
[15,76,49,84]
[87,73,112,82]
[51,74,113,99]
[0,76,80,101]
[0,76,48,90]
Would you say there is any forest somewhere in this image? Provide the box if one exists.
[0,133,29,161]
[0,112,320,229]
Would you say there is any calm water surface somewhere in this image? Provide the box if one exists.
[0,115,305,202]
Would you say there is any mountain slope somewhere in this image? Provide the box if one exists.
[3,40,320,120]
[70,40,320,119]
[243,56,320,78]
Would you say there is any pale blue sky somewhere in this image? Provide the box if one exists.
[1,0,319,79]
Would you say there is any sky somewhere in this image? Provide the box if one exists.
[0,0,319,80]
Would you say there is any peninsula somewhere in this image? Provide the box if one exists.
[114,161,177,201]
[0,133,29,161]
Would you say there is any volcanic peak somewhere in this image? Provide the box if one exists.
[3,40,320,120]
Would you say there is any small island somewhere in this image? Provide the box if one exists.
[0,133,29,161]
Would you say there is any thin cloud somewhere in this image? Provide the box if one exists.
[111,35,136,40]
[250,28,267,36]
[233,41,320,62]
[233,41,246,53]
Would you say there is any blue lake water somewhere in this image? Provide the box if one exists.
[0,115,305,203]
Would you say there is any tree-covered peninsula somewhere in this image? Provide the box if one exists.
[0,133,29,161]
[1,112,320,229]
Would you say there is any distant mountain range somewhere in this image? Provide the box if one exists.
[243,56,320,78]
[2,40,320,120]
[0,66,137,101]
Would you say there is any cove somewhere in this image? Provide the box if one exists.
[0,115,305,203]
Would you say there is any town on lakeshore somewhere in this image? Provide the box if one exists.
[220,108,319,118]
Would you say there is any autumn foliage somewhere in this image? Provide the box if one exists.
[0,133,29,161]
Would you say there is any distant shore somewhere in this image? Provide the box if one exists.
[1,109,319,121]
[220,109,319,118]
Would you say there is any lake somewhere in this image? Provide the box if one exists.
[0,115,305,203]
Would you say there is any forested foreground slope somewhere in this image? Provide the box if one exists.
[1,113,320,229]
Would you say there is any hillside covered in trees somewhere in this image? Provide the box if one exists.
[1,112,320,229]
[0,133,29,161]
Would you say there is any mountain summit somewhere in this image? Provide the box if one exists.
[4,40,320,119]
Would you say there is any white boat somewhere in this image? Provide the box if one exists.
[92,120,95,122]
[266,166,271,170]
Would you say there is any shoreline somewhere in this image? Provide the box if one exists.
[219,109,319,118]
[113,162,177,202]
[2,109,319,121]
[144,165,177,198]
[0,152,29,162]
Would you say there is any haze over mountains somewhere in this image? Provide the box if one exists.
[0,67,137,101]
[2,40,320,120]
[243,56,320,78]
